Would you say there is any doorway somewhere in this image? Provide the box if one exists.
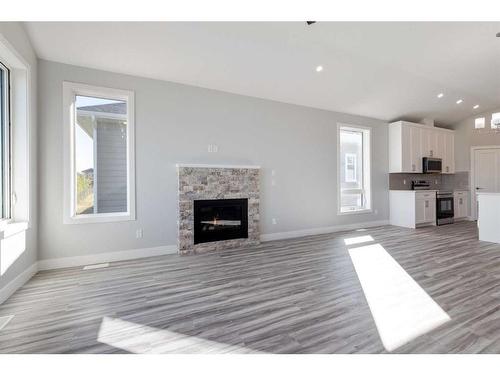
[470,146,500,220]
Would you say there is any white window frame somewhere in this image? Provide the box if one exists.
[0,60,11,222]
[0,34,31,232]
[337,124,372,215]
[63,82,135,224]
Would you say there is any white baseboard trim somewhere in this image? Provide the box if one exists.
[38,245,178,271]
[260,220,390,242]
[0,262,38,305]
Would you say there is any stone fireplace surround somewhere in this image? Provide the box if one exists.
[177,164,260,255]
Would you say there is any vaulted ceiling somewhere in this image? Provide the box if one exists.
[24,22,500,125]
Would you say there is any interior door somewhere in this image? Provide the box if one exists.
[473,149,499,219]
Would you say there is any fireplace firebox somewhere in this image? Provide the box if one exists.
[193,199,248,244]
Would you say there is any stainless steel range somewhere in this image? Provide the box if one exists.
[436,190,454,225]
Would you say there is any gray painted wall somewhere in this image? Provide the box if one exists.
[0,23,38,290]
[452,106,500,171]
[38,59,389,261]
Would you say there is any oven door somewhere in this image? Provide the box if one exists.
[437,197,454,219]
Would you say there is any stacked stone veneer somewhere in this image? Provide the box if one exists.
[177,165,260,255]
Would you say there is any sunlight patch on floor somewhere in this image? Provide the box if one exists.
[343,235,374,246]
[97,316,261,354]
[348,243,450,352]
[0,315,14,331]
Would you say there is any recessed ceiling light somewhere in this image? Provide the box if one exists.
[456,99,463,104]
[473,104,480,109]
[315,65,323,72]
[437,93,444,98]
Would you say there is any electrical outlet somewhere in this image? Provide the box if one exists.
[136,229,143,239]
[207,144,218,153]
[272,218,277,225]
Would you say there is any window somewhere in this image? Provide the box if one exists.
[475,117,485,129]
[492,113,500,130]
[338,124,371,214]
[63,82,135,224]
[345,153,357,182]
[0,61,11,220]
[0,37,31,275]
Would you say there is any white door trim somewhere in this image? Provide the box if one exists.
[470,145,500,220]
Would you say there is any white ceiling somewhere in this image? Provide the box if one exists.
[24,22,500,125]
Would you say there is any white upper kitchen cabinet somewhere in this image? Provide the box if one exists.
[443,132,455,174]
[389,121,422,173]
[389,121,455,174]
[420,127,433,158]
[434,131,445,160]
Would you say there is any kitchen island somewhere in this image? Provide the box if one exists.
[477,192,500,243]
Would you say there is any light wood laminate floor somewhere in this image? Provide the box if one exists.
[2,221,500,353]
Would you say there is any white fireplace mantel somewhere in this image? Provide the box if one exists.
[176,163,261,169]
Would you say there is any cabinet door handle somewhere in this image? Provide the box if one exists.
[430,150,433,157]
[446,166,449,172]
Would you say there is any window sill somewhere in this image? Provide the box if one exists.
[338,209,373,216]
[63,212,136,225]
[0,221,29,239]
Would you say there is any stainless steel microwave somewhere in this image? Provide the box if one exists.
[423,157,442,174]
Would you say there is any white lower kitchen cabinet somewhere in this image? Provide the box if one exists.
[454,191,469,220]
[390,190,437,228]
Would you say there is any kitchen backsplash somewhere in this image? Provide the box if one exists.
[441,171,469,191]
[389,171,469,191]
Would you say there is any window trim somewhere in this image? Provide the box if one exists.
[0,60,11,221]
[337,123,372,215]
[63,82,136,224]
[0,34,32,234]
